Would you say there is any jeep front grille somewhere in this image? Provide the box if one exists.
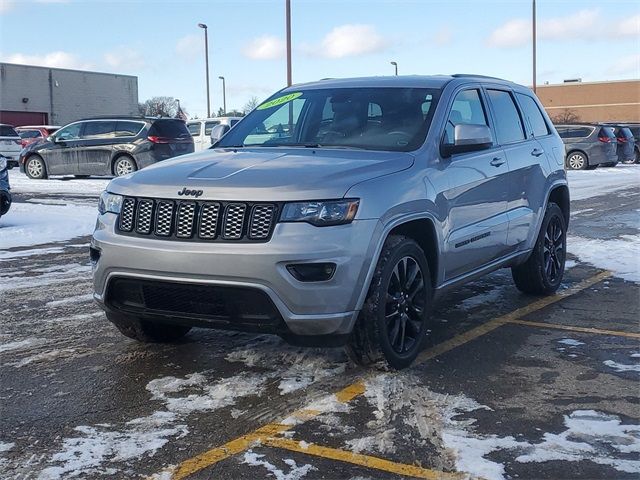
[116,197,278,242]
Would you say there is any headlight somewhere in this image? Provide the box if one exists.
[0,156,6,172]
[280,199,359,226]
[98,191,123,215]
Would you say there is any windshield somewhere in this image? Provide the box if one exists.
[217,87,440,152]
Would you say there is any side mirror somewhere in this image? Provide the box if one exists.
[442,124,493,157]
[210,124,231,145]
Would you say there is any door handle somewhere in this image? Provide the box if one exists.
[531,148,544,157]
[490,157,505,167]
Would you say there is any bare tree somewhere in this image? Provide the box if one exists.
[242,96,260,115]
[139,97,185,118]
[550,109,580,124]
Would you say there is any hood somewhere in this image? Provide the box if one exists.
[107,147,414,201]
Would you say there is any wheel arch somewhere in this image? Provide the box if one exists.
[547,184,570,227]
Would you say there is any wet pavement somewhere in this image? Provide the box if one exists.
[0,174,638,480]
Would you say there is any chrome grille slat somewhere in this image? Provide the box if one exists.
[223,204,246,239]
[176,202,196,238]
[135,199,154,234]
[198,203,221,239]
[117,197,274,242]
[249,204,276,239]
[155,201,174,236]
[119,198,136,232]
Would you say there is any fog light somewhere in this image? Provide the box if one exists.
[89,246,101,265]
[286,263,336,282]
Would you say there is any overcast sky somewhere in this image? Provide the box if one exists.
[0,0,638,119]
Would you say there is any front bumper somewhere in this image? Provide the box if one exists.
[92,212,380,336]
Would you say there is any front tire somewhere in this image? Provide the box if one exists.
[347,235,433,370]
[113,155,137,177]
[566,152,588,170]
[512,203,566,295]
[106,312,191,342]
[25,155,48,179]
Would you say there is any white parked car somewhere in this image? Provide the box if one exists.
[187,117,242,151]
[0,124,22,167]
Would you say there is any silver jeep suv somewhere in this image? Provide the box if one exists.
[92,75,568,369]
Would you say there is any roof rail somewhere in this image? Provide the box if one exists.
[451,73,508,81]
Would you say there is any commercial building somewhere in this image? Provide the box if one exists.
[536,79,640,123]
[0,63,138,126]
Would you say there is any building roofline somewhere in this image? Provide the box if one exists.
[538,78,640,88]
[0,62,138,79]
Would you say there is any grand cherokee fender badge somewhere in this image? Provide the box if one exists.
[178,188,203,197]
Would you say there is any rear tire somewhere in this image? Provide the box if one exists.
[113,155,137,177]
[347,235,433,370]
[25,155,48,179]
[566,151,588,170]
[106,312,191,342]
[512,203,566,295]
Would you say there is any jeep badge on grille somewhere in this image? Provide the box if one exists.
[178,188,203,197]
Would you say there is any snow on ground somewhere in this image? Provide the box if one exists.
[8,171,109,197]
[567,165,640,201]
[568,234,640,282]
[0,202,97,250]
[242,451,317,480]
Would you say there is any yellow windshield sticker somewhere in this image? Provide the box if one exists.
[257,92,302,110]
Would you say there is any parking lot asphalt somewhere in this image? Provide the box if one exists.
[0,172,638,479]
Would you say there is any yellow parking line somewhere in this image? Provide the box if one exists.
[156,270,610,479]
[507,319,640,339]
[262,436,469,480]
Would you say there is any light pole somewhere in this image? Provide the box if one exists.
[285,0,292,86]
[176,98,180,117]
[218,76,226,115]
[198,23,211,118]
[390,61,398,76]
[532,0,537,93]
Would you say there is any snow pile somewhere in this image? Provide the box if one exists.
[0,202,97,250]
[8,171,109,196]
[557,338,585,347]
[603,359,640,373]
[568,234,640,282]
[242,451,317,480]
[568,166,640,201]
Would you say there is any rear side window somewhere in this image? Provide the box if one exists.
[187,123,201,136]
[444,89,489,145]
[487,89,525,144]
[204,121,220,136]
[559,127,592,138]
[0,125,19,137]
[83,121,116,139]
[516,93,549,137]
[19,130,41,139]
[114,121,144,137]
[149,119,191,139]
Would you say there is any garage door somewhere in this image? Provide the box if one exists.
[0,111,48,126]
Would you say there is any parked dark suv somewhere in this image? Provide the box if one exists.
[19,117,194,179]
[627,124,640,163]
[555,123,617,169]
[0,154,11,220]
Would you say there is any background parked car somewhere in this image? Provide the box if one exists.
[0,155,11,220]
[16,125,60,148]
[555,123,618,170]
[19,117,194,179]
[0,124,22,169]
[605,125,636,164]
[627,123,640,163]
[187,117,242,151]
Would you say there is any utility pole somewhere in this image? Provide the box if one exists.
[532,0,537,93]
[286,0,292,86]
[198,23,211,117]
[218,76,226,115]
[390,61,398,76]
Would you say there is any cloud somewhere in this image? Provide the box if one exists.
[487,9,638,48]
[175,34,202,61]
[608,54,640,75]
[433,26,453,46]
[1,51,93,70]
[104,47,146,71]
[303,24,390,59]
[242,35,285,60]
[0,0,15,14]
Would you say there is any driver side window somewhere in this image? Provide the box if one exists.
[55,123,83,141]
[444,89,488,145]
